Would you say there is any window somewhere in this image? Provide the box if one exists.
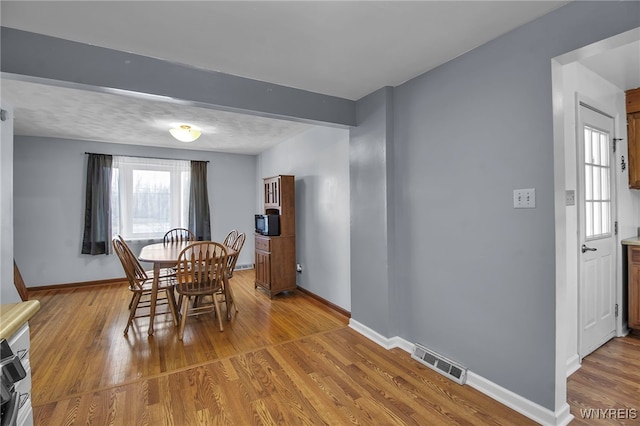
[111,156,190,240]
[583,125,611,240]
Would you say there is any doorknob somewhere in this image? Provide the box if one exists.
[581,244,597,253]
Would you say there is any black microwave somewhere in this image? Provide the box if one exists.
[255,214,280,236]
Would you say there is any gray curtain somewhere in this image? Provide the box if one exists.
[188,161,211,241]
[81,154,113,254]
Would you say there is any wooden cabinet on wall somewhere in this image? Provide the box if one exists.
[255,175,296,298]
[626,87,640,189]
[628,246,640,333]
[262,175,296,236]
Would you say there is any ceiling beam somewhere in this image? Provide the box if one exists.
[0,27,356,127]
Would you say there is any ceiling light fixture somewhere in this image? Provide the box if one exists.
[169,124,201,143]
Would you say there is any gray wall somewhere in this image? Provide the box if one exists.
[257,125,351,310]
[13,136,256,286]
[350,1,639,411]
[350,87,396,336]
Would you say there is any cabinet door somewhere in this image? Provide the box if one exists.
[264,177,280,208]
[630,248,640,330]
[255,250,271,289]
[628,112,640,189]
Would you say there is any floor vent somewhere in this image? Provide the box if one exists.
[411,343,467,385]
[234,264,254,271]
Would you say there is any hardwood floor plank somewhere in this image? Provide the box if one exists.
[269,344,351,424]
[261,351,331,425]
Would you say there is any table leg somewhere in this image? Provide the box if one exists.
[148,262,159,335]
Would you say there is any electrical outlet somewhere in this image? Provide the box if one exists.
[296,263,302,273]
[513,188,536,208]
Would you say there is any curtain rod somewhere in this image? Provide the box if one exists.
[84,152,209,163]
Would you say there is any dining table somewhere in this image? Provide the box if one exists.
[138,241,237,336]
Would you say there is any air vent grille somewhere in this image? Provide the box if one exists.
[234,264,254,271]
[411,343,467,385]
[423,352,437,366]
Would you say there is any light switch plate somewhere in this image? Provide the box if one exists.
[513,188,536,208]
[565,190,575,206]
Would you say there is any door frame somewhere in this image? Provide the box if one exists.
[575,95,618,360]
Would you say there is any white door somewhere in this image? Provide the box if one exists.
[577,101,617,359]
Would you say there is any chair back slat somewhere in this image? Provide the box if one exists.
[223,229,238,248]
[164,228,196,244]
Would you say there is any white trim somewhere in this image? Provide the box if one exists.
[566,353,581,377]
[551,56,571,423]
[349,318,574,426]
[348,319,412,352]
[467,372,574,426]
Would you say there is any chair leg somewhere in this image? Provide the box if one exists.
[165,288,179,326]
[178,295,190,341]
[177,293,183,313]
[212,292,224,332]
[124,292,142,335]
[128,293,136,310]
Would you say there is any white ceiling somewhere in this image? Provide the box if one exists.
[2,1,636,155]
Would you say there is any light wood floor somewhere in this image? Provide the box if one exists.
[26,270,638,425]
[567,334,640,425]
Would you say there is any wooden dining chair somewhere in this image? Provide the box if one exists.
[227,232,246,279]
[174,241,228,340]
[112,235,179,335]
[163,228,196,244]
[222,229,238,248]
[218,232,246,317]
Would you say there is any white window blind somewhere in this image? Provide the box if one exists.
[111,156,190,240]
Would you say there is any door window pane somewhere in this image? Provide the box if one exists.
[583,126,611,240]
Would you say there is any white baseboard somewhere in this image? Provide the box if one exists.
[467,372,574,426]
[348,318,574,426]
[566,353,581,377]
[348,318,412,352]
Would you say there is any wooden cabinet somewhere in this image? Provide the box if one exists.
[628,246,640,332]
[262,175,296,236]
[255,175,296,297]
[625,88,640,189]
[255,234,296,297]
[254,248,271,289]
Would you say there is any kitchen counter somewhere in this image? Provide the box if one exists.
[0,301,40,340]
[622,236,640,246]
